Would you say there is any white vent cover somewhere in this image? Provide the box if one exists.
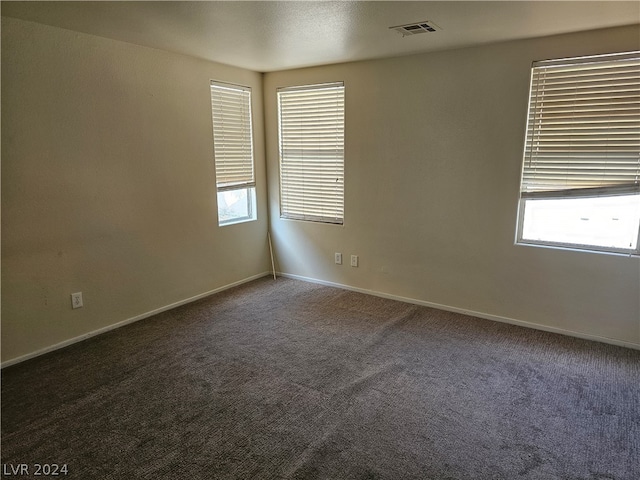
[390,21,441,36]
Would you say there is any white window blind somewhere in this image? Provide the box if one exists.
[521,51,640,199]
[278,82,345,224]
[210,81,255,192]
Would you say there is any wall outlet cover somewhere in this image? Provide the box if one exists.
[71,292,83,309]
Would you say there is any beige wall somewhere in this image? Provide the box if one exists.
[264,25,640,347]
[2,17,639,365]
[1,17,270,363]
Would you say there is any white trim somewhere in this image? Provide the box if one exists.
[5,269,636,368]
[1,272,271,368]
[278,272,640,351]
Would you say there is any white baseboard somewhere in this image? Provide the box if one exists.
[4,269,636,368]
[1,272,271,368]
[278,272,640,351]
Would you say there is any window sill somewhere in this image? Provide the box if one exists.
[219,217,257,227]
[515,240,639,258]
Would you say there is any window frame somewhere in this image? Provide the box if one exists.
[210,80,257,226]
[516,51,640,256]
[215,186,256,226]
[516,196,640,256]
[277,82,345,225]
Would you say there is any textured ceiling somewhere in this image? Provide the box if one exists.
[2,1,639,72]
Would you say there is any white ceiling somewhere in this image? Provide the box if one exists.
[2,1,639,72]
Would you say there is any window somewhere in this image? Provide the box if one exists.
[517,51,640,255]
[210,81,256,226]
[278,82,345,224]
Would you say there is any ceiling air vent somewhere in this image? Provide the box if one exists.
[390,21,441,37]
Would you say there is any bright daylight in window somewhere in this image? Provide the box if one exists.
[210,81,256,226]
[517,51,640,255]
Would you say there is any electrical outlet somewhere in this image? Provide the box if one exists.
[71,292,83,309]
[350,255,359,267]
[335,252,342,265]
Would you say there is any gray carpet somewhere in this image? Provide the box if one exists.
[2,276,639,479]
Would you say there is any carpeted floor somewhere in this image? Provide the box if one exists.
[2,276,639,479]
